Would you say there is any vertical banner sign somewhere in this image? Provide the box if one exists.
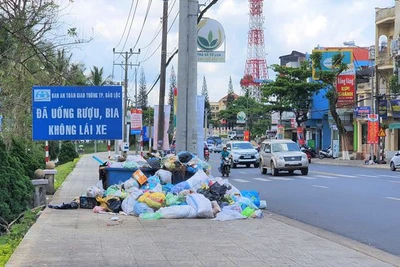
[379,99,387,120]
[336,75,355,108]
[152,105,171,151]
[277,125,285,139]
[367,114,379,144]
[244,131,250,141]
[297,127,305,145]
[196,95,205,159]
[32,86,123,140]
[0,115,2,132]
[130,108,142,135]
[391,100,400,118]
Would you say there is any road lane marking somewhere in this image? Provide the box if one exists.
[379,175,400,178]
[312,185,329,189]
[253,178,272,182]
[239,171,247,174]
[268,177,294,181]
[231,179,250,183]
[314,175,338,179]
[311,171,356,178]
[295,176,316,180]
[388,180,400,184]
[385,197,400,201]
[357,174,376,178]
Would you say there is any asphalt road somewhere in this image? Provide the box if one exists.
[207,152,400,256]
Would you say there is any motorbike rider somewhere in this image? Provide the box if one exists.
[219,146,231,172]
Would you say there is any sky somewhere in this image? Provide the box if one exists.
[56,0,395,106]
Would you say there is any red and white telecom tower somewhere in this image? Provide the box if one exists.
[240,0,269,100]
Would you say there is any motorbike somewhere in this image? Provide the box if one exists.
[301,145,317,158]
[220,156,232,177]
[319,146,334,159]
[301,147,312,163]
[204,148,210,162]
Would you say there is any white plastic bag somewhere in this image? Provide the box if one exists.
[121,196,136,215]
[158,205,197,219]
[213,210,246,221]
[155,169,172,184]
[186,193,214,218]
[186,169,209,191]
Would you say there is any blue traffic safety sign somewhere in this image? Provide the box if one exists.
[32,86,123,141]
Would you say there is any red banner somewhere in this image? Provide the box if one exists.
[297,127,305,145]
[336,75,355,108]
[367,114,379,144]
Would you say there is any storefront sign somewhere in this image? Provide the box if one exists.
[367,114,379,144]
[354,106,371,118]
[336,75,355,108]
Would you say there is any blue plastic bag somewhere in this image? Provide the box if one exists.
[240,190,260,208]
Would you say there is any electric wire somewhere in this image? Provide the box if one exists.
[121,0,140,52]
[131,0,153,51]
[114,0,135,50]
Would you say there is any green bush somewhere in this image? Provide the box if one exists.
[9,138,45,179]
[48,141,60,161]
[58,141,79,164]
[0,139,33,226]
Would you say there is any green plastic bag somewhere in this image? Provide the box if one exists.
[241,206,255,218]
[139,212,162,220]
[165,193,186,206]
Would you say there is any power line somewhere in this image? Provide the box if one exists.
[131,0,153,51]
[114,0,135,50]
[121,0,140,52]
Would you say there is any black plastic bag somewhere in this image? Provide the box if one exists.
[106,197,122,213]
[178,152,193,163]
[210,182,228,197]
[197,188,220,202]
[48,200,79,210]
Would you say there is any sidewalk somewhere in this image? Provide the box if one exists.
[6,153,400,267]
[312,157,389,169]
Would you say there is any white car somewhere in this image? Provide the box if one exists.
[225,141,260,168]
[259,139,309,175]
[390,151,400,171]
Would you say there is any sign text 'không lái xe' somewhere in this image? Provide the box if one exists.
[32,86,123,141]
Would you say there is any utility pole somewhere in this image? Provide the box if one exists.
[157,0,168,151]
[176,0,199,154]
[113,48,140,156]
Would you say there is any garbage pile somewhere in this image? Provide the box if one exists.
[52,151,267,221]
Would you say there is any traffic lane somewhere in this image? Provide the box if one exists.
[226,168,400,256]
[310,163,400,182]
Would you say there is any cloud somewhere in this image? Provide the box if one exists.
[55,0,395,106]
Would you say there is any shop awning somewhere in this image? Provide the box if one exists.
[389,122,400,129]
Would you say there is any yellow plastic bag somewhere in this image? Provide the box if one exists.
[138,192,166,210]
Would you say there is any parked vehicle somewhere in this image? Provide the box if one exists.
[226,140,260,168]
[259,139,309,176]
[319,146,334,159]
[390,151,400,171]
[220,156,232,177]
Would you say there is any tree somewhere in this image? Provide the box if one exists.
[201,75,211,123]
[310,51,349,159]
[137,68,148,110]
[226,76,235,108]
[261,62,324,127]
[88,66,109,85]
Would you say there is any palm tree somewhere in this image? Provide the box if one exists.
[88,66,109,85]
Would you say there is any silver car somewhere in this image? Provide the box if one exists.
[226,141,260,168]
[390,151,400,171]
[259,139,309,175]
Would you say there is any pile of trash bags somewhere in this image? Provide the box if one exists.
[107,152,212,176]
[84,167,266,221]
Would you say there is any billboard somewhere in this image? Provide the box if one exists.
[32,86,123,141]
[312,49,354,79]
[197,18,226,63]
[130,108,142,135]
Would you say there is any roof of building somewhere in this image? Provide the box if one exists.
[219,93,240,102]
